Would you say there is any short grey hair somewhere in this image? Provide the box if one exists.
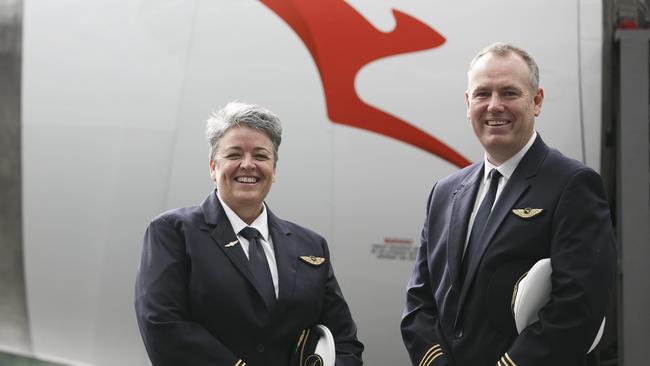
[468,42,540,91]
[206,101,282,164]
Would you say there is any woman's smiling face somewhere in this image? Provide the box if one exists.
[210,126,276,217]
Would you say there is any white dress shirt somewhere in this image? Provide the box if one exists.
[217,193,279,298]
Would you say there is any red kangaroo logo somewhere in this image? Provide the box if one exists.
[260,0,470,168]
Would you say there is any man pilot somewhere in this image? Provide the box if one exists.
[401,42,616,366]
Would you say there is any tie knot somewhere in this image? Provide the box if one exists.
[239,227,261,241]
[490,169,502,182]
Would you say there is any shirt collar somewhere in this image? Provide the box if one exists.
[483,131,537,182]
[217,192,269,241]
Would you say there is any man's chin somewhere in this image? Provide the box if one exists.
[482,137,511,152]
[484,143,518,165]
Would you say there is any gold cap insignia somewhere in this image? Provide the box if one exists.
[305,354,323,366]
[299,256,326,266]
[512,208,543,219]
[224,240,238,248]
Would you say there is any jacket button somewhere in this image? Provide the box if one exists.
[256,344,265,353]
[454,329,463,339]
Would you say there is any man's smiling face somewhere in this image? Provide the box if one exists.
[465,52,544,165]
[210,126,276,216]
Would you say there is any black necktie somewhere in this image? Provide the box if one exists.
[239,227,276,308]
[460,169,502,284]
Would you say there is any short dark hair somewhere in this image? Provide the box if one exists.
[468,42,540,91]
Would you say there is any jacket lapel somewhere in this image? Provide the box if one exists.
[457,136,549,311]
[199,192,264,304]
[447,164,483,288]
[267,209,297,306]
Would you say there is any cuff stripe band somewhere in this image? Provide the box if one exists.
[496,353,516,366]
[296,329,307,352]
[299,329,311,366]
[418,345,442,366]
[424,350,443,366]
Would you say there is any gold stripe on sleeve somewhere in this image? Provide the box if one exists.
[504,353,517,366]
[295,329,306,352]
[234,360,243,366]
[299,329,311,366]
[418,344,442,366]
[424,349,443,366]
